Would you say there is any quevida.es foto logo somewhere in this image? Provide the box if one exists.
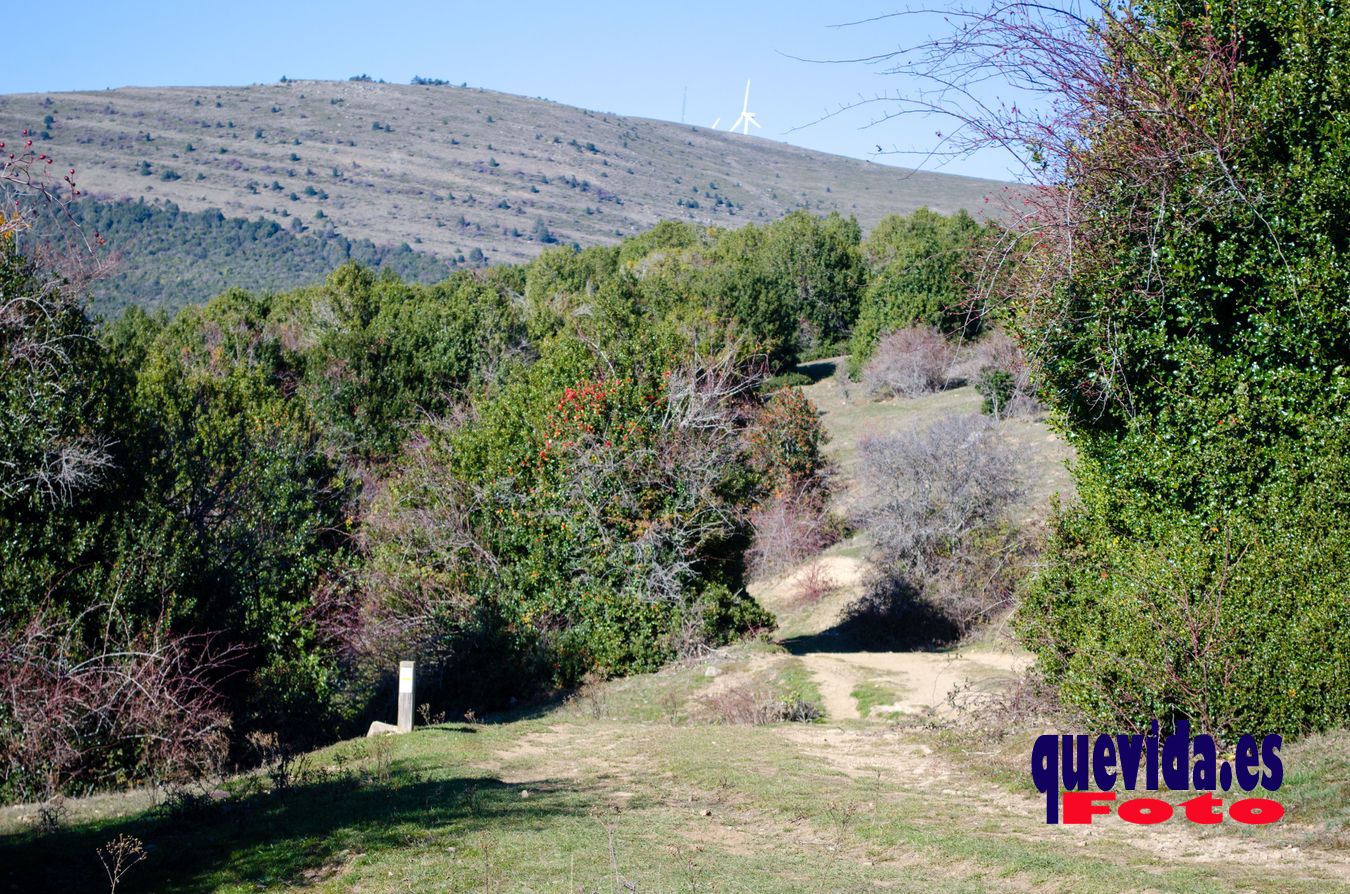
[1031,720,1284,825]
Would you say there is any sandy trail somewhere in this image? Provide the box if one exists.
[749,548,1030,722]
[797,648,1030,720]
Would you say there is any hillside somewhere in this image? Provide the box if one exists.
[64,198,455,313]
[0,80,1006,308]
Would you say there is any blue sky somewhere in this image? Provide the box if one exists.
[10,1,1020,181]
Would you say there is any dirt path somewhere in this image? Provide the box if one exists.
[733,363,1065,723]
[796,648,1030,720]
[748,547,1030,722]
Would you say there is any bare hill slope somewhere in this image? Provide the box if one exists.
[0,80,1007,268]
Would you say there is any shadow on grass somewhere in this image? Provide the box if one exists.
[796,359,838,384]
[779,575,960,656]
[0,767,584,893]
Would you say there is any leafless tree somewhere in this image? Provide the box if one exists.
[856,413,1022,574]
[745,486,835,581]
[339,421,497,665]
[852,414,1025,635]
[1,137,115,507]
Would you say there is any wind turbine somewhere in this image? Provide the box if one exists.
[727,80,761,135]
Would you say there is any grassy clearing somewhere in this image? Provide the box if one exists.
[795,364,1075,519]
[4,714,1340,893]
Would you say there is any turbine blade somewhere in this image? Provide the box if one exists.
[710,118,721,129]
[750,117,762,129]
[742,80,751,114]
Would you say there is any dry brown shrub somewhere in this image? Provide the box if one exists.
[699,681,820,725]
[745,486,836,580]
[855,414,1022,577]
[791,562,838,606]
[0,607,236,802]
[851,413,1029,641]
[861,326,955,399]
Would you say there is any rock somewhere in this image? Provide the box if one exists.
[366,721,404,737]
[704,666,721,678]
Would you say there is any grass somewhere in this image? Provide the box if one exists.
[771,656,826,712]
[850,680,904,719]
[6,715,1341,893]
[1276,731,1350,849]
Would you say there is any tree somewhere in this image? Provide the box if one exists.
[869,1,1350,735]
[353,335,775,704]
[1,144,245,799]
[847,209,982,376]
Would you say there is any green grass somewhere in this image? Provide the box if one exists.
[1278,731,1350,849]
[4,714,1342,893]
[850,680,903,719]
[771,656,826,713]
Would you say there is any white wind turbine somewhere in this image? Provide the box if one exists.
[727,80,761,135]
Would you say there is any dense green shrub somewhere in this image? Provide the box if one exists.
[974,367,1014,417]
[120,288,355,739]
[0,249,125,622]
[746,386,828,493]
[1007,0,1350,736]
[356,332,777,697]
[290,263,527,461]
[1022,495,1350,736]
[760,371,813,391]
[847,209,983,376]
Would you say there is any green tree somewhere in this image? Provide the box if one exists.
[847,208,982,376]
[988,0,1350,735]
[294,263,526,461]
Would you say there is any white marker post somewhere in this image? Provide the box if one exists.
[397,660,415,733]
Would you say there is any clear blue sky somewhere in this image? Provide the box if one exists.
[9,1,1020,181]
